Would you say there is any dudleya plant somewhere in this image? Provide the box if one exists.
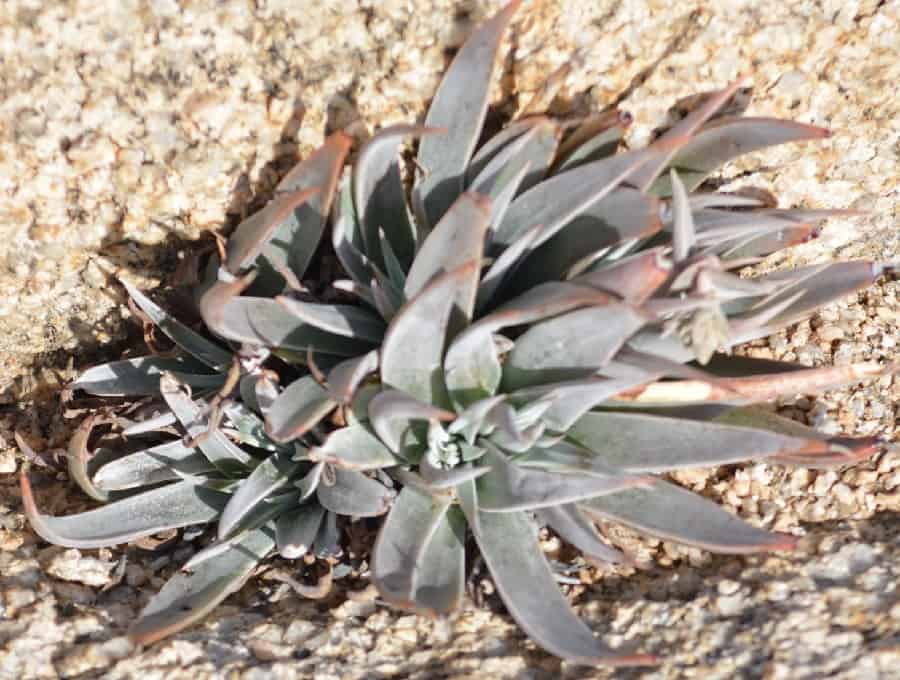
[21,0,896,666]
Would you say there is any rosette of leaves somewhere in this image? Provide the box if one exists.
[21,284,396,645]
[303,247,887,664]
[194,0,895,435]
[20,0,897,666]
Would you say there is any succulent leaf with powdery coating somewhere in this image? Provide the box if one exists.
[25,0,896,666]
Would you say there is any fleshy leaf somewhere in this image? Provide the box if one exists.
[372,486,460,615]
[218,450,299,539]
[654,117,830,193]
[555,110,629,171]
[477,444,648,512]
[446,282,615,407]
[732,261,885,341]
[199,275,374,356]
[354,125,437,269]
[129,526,275,645]
[333,175,374,288]
[409,506,466,615]
[381,263,478,406]
[308,423,398,470]
[514,375,650,432]
[121,280,232,371]
[413,0,522,229]
[267,132,352,281]
[93,440,214,491]
[326,350,379,403]
[536,504,628,564]
[502,304,647,389]
[21,475,228,549]
[572,247,671,304]
[224,187,321,275]
[566,411,816,472]
[580,480,797,553]
[265,375,337,443]
[72,357,222,397]
[247,299,375,356]
[160,373,254,470]
[276,298,386,342]
[276,502,325,559]
[670,169,695,262]
[316,468,393,517]
[313,510,341,557]
[467,507,655,666]
[506,188,662,293]
[368,389,455,453]
[469,117,558,197]
[492,147,663,250]
[404,193,491,324]
[629,78,747,192]
[610,361,891,407]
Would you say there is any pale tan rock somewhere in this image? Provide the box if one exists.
[0,0,898,678]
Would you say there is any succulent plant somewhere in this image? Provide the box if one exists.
[21,0,897,667]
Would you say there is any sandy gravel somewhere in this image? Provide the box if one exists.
[0,1,898,677]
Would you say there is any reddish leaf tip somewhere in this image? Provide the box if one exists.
[772,533,801,552]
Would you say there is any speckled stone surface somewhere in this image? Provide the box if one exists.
[0,0,898,677]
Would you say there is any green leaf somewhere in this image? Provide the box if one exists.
[218,450,299,539]
[72,357,222,397]
[502,304,647,389]
[160,373,254,470]
[121,280,232,371]
[372,486,462,615]
[316,468,393,517]
[580,480,798,554]
[354,125,436,269]
[224,187,321,274]
[571,247,671,305]
[275,298,386,342]
[21,475,228,549]
[276,502,325,559]
[129,526,275,645]
[404,192,491,325]
[477,444,647,512]
[368,389,455,453]
[381,264,478,406]
[265,375,336,443]
[93,440,214,491]
[309,423,398,471]
[504,188,662,294]
[653,117,830,193]
[466,507,655,666]
[413,0,522,229]
[536,504,627,564]
[326,350,379,403]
